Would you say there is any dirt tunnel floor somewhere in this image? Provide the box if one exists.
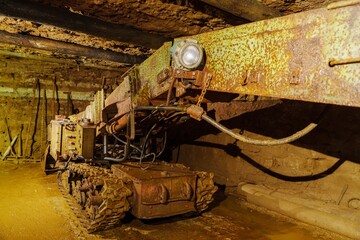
[0,162,350,240]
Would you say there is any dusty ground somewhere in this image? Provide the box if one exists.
[0,161,350,240]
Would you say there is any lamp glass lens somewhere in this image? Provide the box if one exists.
[182,45,200,67]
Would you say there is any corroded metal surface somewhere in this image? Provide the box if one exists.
[104,76,131,109]
[48,119,96,162]
[195,171,218,212]
[76,122,96,159]
[103,76,132,121]
[207,99,282,121]
[111,162,218,219]
[111,162,197,219]
[186,105,205,121]
[137,42,172,100]
[58,163,132,233]
[177,3,360,107]
[99,43,172,123]
[101,3,359,111]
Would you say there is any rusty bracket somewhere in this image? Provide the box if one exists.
[158,67,212,88]
[173,68,212,87]
[172,68,213,98]
[158,67,213,98]
[157,68,173,84]
[174,81,191,97]
[186,105,204,121]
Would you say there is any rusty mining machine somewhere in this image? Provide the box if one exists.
[43,1,359,233]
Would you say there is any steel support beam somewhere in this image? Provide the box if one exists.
[0,0,170,49]
[181,2,360,107]
[0,87,94,101]
[0,30,146,64]
[198,0,281,21]
[0,50,127,72]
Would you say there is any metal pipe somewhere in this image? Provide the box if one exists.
[0,30,146,64]
[0,50,127,72]
[328,57,360,67]
[135,106,186,112]
[136,105,318,146]
[113,114,129,132]
[104,156,127,162]
[103,133,108,155]
[201,114,317,146]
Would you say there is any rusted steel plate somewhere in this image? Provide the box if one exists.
[137,42,172,101]
[103,42,172,117]
[104,76,131,108]
[101,43,172,121]
[178,3,360,107]
[111,162,196,219]
[207,99,282,121]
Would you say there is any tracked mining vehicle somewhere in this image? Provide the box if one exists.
[43,3,359,233]
[44,115,218,233]
[57,161,216,232]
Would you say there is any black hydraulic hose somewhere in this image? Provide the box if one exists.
[201,114,318,146]
[156,131,167,158]
[104,136,130,162]
[104,137,130,162]
[107,106,177,163]
[141,123,158,158]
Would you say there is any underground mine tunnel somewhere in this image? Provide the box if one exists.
[0,0,359,239]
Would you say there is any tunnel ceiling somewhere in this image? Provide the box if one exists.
[0,0,343,73]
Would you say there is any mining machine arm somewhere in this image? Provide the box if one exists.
[52,1,358,162]
[43,1,359,233]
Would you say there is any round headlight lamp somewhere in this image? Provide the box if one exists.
[172,39,204,70]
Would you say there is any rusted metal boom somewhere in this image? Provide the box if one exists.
[78,2,360,126]
[178,2,360,107]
